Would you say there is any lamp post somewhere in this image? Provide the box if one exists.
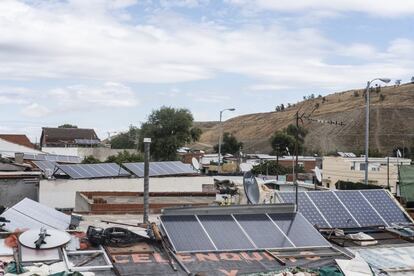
[218,108,235,174]
[364,78,391,185]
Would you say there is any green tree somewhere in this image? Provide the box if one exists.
[214,132,243,155]
[270,131,295,157]
[285,124,308,144]
[82,155,100,164]
[140,107,200,161]
[110,125,140,149]
[58,124,78,128]
[106,150,144,164]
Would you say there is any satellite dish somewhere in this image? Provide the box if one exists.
[192,157,200,170]
[243,171,260,204]
[315,167,322,183]
[19,228,71,249]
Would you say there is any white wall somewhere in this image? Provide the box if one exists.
[39,176,214,209]
[42,147,79,156]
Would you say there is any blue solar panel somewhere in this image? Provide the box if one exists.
[123,161,195,177]
[233,214,294,248]
[307,191,359,228]
[335,190,387,227]
[279,192,330,228]
[197,215,254,250]
[56,163,130,179]
[269,213,331,247]
[361,190,410,225]
[161,215,215,252]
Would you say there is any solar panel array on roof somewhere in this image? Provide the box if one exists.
[123,161,196,177]
[32,160,66,177]
[278,190,412,228]
[24,153,81,163]
[55,163,130,179]
[1,198,71,231]
[160,212,330,253]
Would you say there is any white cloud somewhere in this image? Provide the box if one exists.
[227,0,414,17]
[0,0,413,93]
[21,103,51,118]
[0,87,32,105]
[49,82,139,111]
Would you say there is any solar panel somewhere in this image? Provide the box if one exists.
[307,191,360,228]
[32,160,66,177]
[335,190,386,227]
[361,190,410,225]
[160,215,216,252]
[278,192,330,228]
[1,198,71,231]
[278,190,412,228]
[123,161,196,177]
[55,163,130,179]
[233,214,293,248]
[160,211,330,253]
[197,215,255,250]
[24,153,81,163]
[268,213,330,247]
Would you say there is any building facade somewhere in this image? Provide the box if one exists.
[322,156,411,193]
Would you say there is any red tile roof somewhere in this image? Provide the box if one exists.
[0,134,35,149]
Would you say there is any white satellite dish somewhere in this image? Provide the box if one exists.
[315,167,322,183]
[19,228,71,249]
[192,157,200,170]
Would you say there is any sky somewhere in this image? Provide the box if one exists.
[0,0,414,142]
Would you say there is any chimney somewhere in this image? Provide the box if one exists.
[15,152,24,164]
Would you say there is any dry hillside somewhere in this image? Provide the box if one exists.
[195,83,414,154]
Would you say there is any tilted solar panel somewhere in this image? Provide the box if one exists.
[160,211,330,253]
[123,161,196,177]
[33,160,66,177]
[307,191,360,228]
[55,163,130,179]
[335,190,387,227]
[278,192,330,228]
[24,153,81,163]
[160,215,216,252]
[278,190,412,228]
[197,215,255,250]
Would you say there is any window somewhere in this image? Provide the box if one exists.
[359,163,366,171]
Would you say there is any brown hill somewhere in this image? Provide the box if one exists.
[196,83,414,155]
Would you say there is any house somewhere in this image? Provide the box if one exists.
[322,155,411,193]
[0,134,35,149]
[40,127,100,148]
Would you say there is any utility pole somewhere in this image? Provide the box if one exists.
[387,156,390,190]
[143,138,151,224]
[294,111,299,207]
[217,108,235,174]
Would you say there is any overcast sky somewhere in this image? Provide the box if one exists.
[0,0,413,142]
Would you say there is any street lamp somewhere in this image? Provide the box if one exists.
[218,108,236,174]
[364,78,391,185]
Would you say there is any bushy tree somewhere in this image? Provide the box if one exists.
[106,150,144,164]
[82,155,100,164]
[140,107,201,161]
[58,124,78,128]
[270,131,295,156]
[285,124,308,144]
[110,125,140,149]
[214,132,243,155]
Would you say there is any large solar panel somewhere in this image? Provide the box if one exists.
[123,161,196,177]
[278,190,412,228]
[307,191,360,228]
[55,163,130,179]
[234,214,294,248]
[197,215,254,250]
[160,212,330,253]
[278,192,330,228]
[24,153,81,163]
[268,213,330,247]
[161,215,216,252]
